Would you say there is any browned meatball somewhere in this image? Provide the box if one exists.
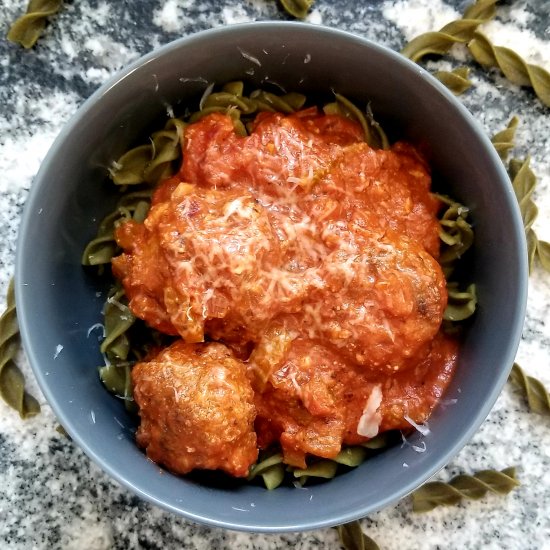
[132,341,258,478]
[305,222,447,373]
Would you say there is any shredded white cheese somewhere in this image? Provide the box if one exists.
[199,82,215,111]
[53,344,64,359]
[106,296,127,312]
[237,47,262,67]
[357,385,383,437]
[87,323,106,339]
[440,398,458,407]
[403,414,431,436]
[412,441,427,453]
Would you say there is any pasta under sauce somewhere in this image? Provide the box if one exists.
[112,108,458,475]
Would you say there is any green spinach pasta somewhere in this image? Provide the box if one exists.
[400,0,499,63]
[279,0,315,19]
[0,279,40,418]
[336,521,380,550]
[84,82,476,488]
[491,116,519,161]
[507,156,550,274]
[434,67,473,96]
[468,31,550,108]
[7,0,63,49]
[412,467,519,512]
[509,363,550,416]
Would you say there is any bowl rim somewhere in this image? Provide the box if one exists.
[15,21,528,532]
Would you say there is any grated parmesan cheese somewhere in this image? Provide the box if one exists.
[53,344,64,359]
[199,82,215,111]
[87,323,106,339]
[357,385,383,437]
[403,414,431,436]
[237,47,262,67]
[412,441,427,453]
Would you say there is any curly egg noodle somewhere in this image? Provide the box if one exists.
[82,83,476,488]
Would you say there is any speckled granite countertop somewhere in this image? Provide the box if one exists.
[1,1,549,548]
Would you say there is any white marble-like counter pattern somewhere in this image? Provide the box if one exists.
[1,1,549,549]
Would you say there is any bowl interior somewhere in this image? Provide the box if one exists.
[16,23,527,532]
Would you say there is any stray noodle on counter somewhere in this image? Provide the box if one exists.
[82,82,476,488]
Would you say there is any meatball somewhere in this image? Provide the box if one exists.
[254,335,458,465]
[318,141,441,257]
[132,341,258,477]
[304,221,447,373]
[253,339,348,468]
[113,182,291,343]
[181,110,363,196]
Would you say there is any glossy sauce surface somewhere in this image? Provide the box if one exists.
[114,110,458,473]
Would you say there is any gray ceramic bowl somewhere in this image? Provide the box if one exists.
[16,22,527,532]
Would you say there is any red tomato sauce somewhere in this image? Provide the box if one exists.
[113,109,458,475]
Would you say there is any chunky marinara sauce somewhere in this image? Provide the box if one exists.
[112,108,458,477]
